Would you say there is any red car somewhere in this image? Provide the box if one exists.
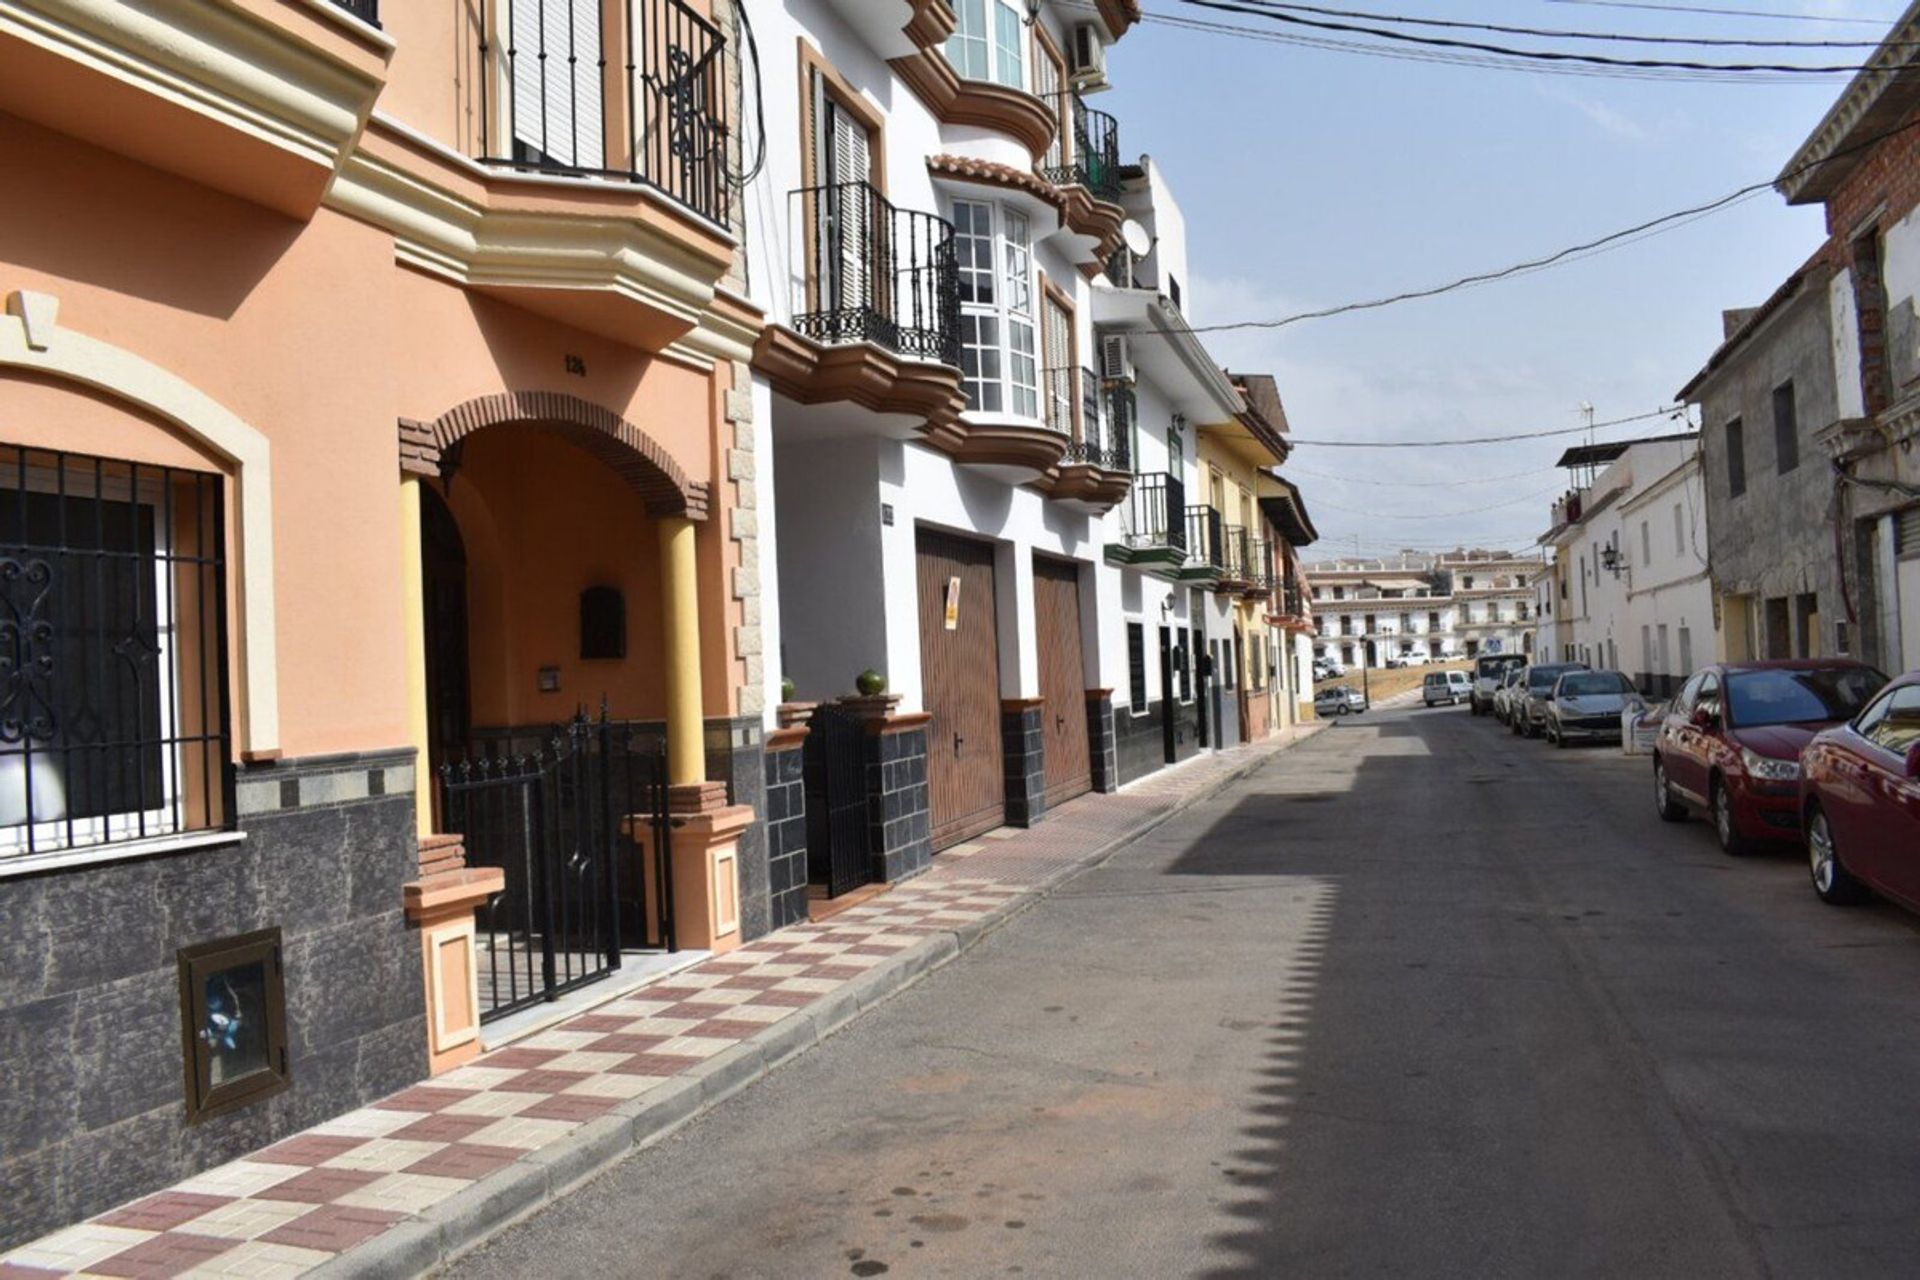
[1800,673,1920,907]
[1652,660,1887,855]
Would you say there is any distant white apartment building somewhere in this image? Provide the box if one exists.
[1304,548,1543,669]
[1539,435,1715,695]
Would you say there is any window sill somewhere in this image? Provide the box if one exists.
[0,829,247,881]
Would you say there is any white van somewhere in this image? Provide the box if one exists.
[1423,670,1471,707]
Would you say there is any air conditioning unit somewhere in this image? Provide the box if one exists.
[1068,24,1109,89]
[1100,333,1135,383]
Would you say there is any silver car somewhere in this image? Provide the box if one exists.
[1315,685,1368,717]
[1511,662,1591,738]
[1543,670,1644,747]
[1493,667,1527,725]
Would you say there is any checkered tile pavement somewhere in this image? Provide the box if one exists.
[0,726,1317,1279]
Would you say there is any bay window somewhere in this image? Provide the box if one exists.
[946,0,1026,89]
[952,198,1041,418]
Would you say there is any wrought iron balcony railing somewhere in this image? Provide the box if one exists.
[1186,505,1225,572]
[1123,472,1186,552]
[790,181,961,367]
[330,0,379,24]
[1053,369,1137,469]
[1246,537,1274,589]
[1104,382,1135,472]
[1221,525,1251,581]
[1042,96,1121,202]
[479,0,731,224]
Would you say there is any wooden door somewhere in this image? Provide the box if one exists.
[1033,556,1092,806]
[917,530,1006,849]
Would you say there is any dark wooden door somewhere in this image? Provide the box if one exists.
[1033,556,1092,806]
[917,530,1006,849]
[420,484,470,827]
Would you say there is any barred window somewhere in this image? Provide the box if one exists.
[0,447,231,865]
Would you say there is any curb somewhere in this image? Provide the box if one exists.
[328,726,1323,1278]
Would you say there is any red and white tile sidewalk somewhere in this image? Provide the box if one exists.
[0,722,1321,1280]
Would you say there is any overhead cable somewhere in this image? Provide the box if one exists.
[1232,0,1913,48]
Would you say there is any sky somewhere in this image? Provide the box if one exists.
[1091,0,1909,561]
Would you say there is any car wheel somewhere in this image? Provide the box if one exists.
[1552,724,1568,748]
[1807,804,1869,905]
[1524,717,1540,740]
[1336,703,1350,716]
[1653,755,1688,822]
[1710,776,1756,857]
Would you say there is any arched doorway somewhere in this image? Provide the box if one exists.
[420,483,470,792]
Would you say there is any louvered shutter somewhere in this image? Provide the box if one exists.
[825,103,871,318]
[511,0,604,169]
[1043,294,1073,437]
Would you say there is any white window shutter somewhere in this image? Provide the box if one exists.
[511,0,604,169]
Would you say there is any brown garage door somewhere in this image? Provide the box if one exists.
[1033,555,1091,806]
[917,530,1006,849]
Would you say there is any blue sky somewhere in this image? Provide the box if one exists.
[1094,0,1905,558]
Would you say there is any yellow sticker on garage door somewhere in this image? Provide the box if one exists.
[944,576,961,630]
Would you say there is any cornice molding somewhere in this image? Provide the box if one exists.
[751,325,967,429]
[890,48,1057,157]
[327,119,757,355]
[904,0,956,48]
[0,0,389,215]
[1775,11,1920,205]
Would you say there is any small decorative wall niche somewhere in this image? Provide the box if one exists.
[177,928,290,1122]
[580,586,626,660]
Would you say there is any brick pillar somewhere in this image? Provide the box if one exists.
[835,696,932,883]
[1085,688,1118,794]
[1001,698,1046,827]
[763,720,811,932]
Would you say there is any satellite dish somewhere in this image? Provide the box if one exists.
[1121,218,1152,257]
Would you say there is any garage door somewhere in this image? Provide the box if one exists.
[1033,556,1092,806]
[917,530,1006,849]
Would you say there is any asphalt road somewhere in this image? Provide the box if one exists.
[447,703,1920,1279]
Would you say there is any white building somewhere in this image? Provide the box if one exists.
[1539,435,1715,695]
[1305,549,1543,669]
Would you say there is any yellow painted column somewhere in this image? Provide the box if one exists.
[399,477,433,839]
[659,516,707,788]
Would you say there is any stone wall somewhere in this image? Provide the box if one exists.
[762,733,809,932]
[1001,701,1046,828]
[0,749,425,1249]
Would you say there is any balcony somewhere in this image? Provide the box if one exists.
[1214,525,1255,594]
[330,0,380,24]
[477,0,731,225]
[1242,537,1276,599]
[1042,96,1122,202]
[1106,472,1187,571]
[1048,372,1134,511]
[1181,505,1226,581]
[756,181,967,427]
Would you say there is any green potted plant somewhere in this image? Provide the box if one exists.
[855,668,887,697]
[780,675,796,703]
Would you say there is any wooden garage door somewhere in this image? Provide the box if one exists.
[917,531,1006,849]
[1033,556,1092,806]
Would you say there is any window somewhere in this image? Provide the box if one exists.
[1640,520,1651,567]
[1678,626,1693,678]
[1673,502,1685,556]
[1127,622,1147,710]
[1657,624,1670,677]
[179,928,289,1121]
[1641,625,1653,677]
[1167,275,1182,311]
[1772,381,1799,473]
[1222,639,1236,689]
[1860,685,1920,754]
[1003,212,1037,417]
[1180,628,1195,702]
[945,0,1024,88]
[1726,417,1746,497]
[951,201,1044,418]
[0,447,231,866]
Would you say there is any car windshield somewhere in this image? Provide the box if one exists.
[1725,667,1886,728]
[1528,664,1585,692]
[1559,672,1632,697]
[1477,657,1523,679]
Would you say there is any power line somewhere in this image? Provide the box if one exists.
[1284,463,1562,486]
[1236,0,1910,48]
[1541,0,1895,26]
[1288,408,1690,448]
[1307,487,1563,519]
[1183,0,1909,73]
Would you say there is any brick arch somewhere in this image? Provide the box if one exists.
[400,390,709,520]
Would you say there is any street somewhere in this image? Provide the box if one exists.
[451,701,1920,1279]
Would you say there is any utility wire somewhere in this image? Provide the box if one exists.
[1284,463,1562,486]
[1234,0,1913,48]
[1307,487,1564,518]
[1542,0,1894,26]
[1287,408,1690,448]
[1184,0,1912,73]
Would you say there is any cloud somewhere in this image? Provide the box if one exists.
[1539,88,1646,141]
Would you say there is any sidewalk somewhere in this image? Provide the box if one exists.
[0,722,1325,1280]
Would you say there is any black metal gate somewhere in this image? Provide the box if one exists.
[803,703,871,898]
[440,710,673,1022]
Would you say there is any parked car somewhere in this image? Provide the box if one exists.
[1800,673,1920,906]
[1543,670,1644,748]
[1315,685,1368,717]
[1511,662,1589,738]
[1653,660,1887,855]
[1314,657,1346,680]
[1423,670,1471,707]
[1493,666,1528,725]
[1470,653,1528,716]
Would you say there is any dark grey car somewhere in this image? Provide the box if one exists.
[1511,662,1590,738]
[1543,670,1645,747]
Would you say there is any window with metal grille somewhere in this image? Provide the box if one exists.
[1127,622,1146,710]
[0,447,231,864]
[1726,417,1747,497]
[1772,381,1799,474]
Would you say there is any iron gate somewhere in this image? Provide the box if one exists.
[440,710,673,1022]
[804,702,871,898]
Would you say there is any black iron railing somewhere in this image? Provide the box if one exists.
[1246,537,1273,588]
[1186,506,1225,571]
[1280,579,1305,618]
[1105,382,1135,471]
[0,446,233,864]
[1222,525,1251,581]
[1042,96,1121,201]
[1125,472,1186,552]
[479,0,730,224]
[790,181,960,366]
[329,0,379,24]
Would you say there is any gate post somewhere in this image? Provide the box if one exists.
[403,834,503,1076]
[836,694,932,884]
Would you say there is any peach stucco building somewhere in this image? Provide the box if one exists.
[0,0,774,1245]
